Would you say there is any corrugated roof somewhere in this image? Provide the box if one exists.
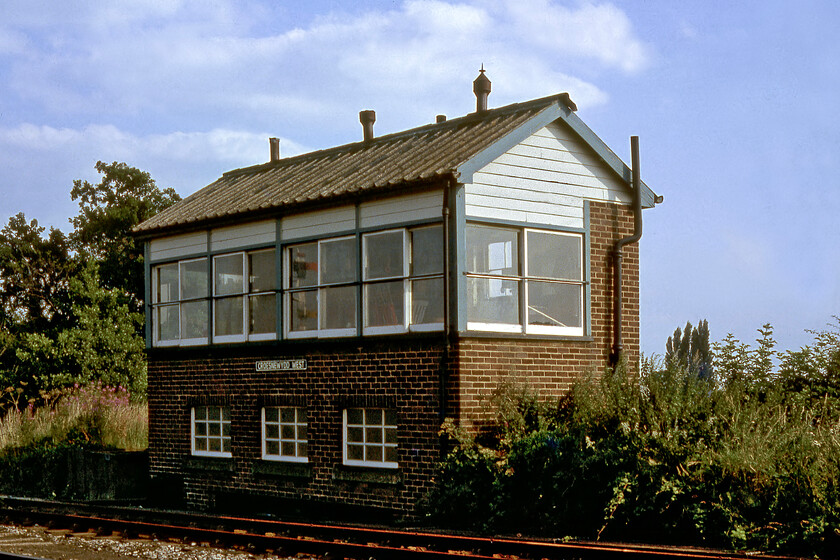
[134,93,576,236]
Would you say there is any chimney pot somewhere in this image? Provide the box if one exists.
[269,137,280,162]
[473,65,491,113]
[436,114,447,123]
[359,110,376,142]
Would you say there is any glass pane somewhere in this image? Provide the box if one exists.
[365,231,404,280]
[290,290,318,332]
[215,254,244,296]
[221,407,230,421]
[466,225,518,276]
[181,301,208,338]
[266,441,279,455]
[281,425,295,439]
[209,423,220,436]
[297,425,307,439]
[209,439,221,452]
[320,238,357,284]
[194,406,207,420]
[264,407,278,423]
[215,296,244,336]
[222,422,230,437]
[364,409,382,424]
[365,445,383,462]
[281,442,296,456]
[411,226,443,276]
[411,278,444,324]
[299,409,308,423]
[365,281,404,327]
[156,264,178,303]
[290,243,318,288]
[157,305,179,341]
[194,438,207,452]
[221,438,231,453]
[527,231,581,281]
[384,409,398,425]
[466,277,519,324]
[384,446,398,463]
[249,294,275,334]
[181,259,208,300]
[280,408,295,423]
[347,426,363,443]
[195,422,207,436]
[527,281,582,329]
[366,427,383,443]
[249,250,276,292]
[384,427,397,444]
[298,442,308,457]
[346,408,363,424]
[321,285,357,330]
[347,444,364,461]
[266,424,279,439]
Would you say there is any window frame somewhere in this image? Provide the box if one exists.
[284,235,358,339]
[151,257,209,347]
[465,224,586,337]
[342,408,398,469]
[212,249,277,344]
[261,406,308,463]
[191,405,232,458]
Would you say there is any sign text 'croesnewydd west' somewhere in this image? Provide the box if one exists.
[255,359,307,372]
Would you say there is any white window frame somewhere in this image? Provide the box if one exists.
[284,236,358,339]
[465,225,585,337]
[212,250,277,344]
[523,229,584,337]
[261,407,308,463]
[151,257,209,347]
[363,229,410,335]
[342,408,398,469]
[191,405,232,458]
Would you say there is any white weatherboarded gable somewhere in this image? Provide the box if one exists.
[465,120,631,229]
[149,231,207,262]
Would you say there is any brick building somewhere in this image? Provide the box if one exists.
[134,72,659,516]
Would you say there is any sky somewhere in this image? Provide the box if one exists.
[1,0,839,357]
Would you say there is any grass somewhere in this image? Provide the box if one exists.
[0,382,147,451]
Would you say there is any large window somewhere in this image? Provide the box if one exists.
[285,236,358,338]
[262,407,308,463]
[191,405,231,458]
[466,224,584,336]
[363,225,444,335]
[152,258,208,346]
[343,408,398,468]
[213,250,276,343]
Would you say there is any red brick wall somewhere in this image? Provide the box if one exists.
[450,201,640,428]
[147,340,445,514]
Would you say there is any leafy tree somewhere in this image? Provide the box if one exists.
[15,260,146,397]
[70,161,180,310]
[665,319,712,378]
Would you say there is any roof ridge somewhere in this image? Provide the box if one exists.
[221,92,575,180]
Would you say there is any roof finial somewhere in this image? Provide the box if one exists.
[473,65,491,113]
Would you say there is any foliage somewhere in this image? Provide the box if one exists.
[70,161,180,310]
[426,322,840,557]
[0,382,147,451]
[665,319,712,378]
[1,161,174,404]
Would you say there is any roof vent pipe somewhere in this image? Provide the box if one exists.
[473,65,491,113]
[269,137,280,162]
[359,110,376,142]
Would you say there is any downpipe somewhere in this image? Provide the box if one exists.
[611,136,643,365]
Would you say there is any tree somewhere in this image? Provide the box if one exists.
[70,161,180,310]
[665,319,712,378]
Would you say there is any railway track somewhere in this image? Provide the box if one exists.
[0,496,806,560]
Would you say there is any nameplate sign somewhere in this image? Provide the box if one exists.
[255,359,307,372]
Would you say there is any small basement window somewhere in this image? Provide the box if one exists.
[262,407,308,463]
[191,405,232,458]
[343,408,398,468]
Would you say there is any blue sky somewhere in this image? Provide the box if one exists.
[1,0,838,357]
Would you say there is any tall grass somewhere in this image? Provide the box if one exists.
[0,382,147,451]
